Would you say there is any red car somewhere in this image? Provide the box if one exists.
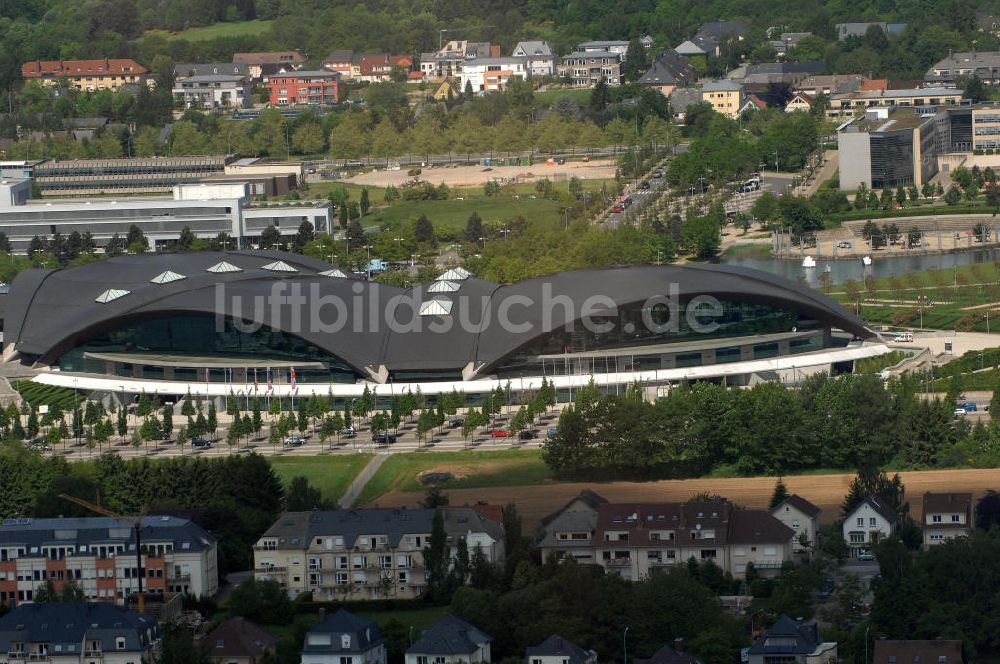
[489,429,512,438]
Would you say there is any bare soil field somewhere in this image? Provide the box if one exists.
[345,160,616,188]
[374,468,1000,530]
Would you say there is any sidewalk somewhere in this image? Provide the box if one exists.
[338,453,389,508]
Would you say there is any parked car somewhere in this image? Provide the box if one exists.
[893,332,913,342]
[518,429,538,440]
[641,180,651,189]
[449,418,465,428]
[489,429,512,438]
[284,436,307,446]
[652,170,664,178]
[192,438,211,448]
[340,426,357,438]
[857,550,876,561]
[372,432,397,444]
[547,426,559,437]
[961,402,978,412]
[837,241,852,249]
[954,408,967,417]
[818,578,836,599]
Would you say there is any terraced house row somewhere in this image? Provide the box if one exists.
[252,507,505,601]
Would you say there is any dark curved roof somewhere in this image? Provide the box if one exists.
[5,254,872,375]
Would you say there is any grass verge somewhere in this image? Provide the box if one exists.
[358,448,550,505]
[269,454,373,503]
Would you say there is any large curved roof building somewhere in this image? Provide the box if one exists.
[1,251,886,398]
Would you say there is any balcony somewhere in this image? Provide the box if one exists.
[84,649,103,657]
[604,558,631,567]
[254,566,287,574]
[7,653,25,660]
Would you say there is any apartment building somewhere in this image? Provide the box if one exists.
[420,41,497,80]
[233,52,306,81]
[0,602,161,664]
[0,516,217,609]
[922,492,973,547]
[253,508,504,601]
[926,51,1000,86]
[542,499,794,580]
[460,58,529,93]
[558,51,623,86]
[0,179,331,252]
[701,80,745,119]
[172,75,251,110]
[174,63,249,82]
[826,87,964,119]
[267,71,340,106]
[21,59,147,92]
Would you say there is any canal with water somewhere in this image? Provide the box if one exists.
[721,247,1000,286]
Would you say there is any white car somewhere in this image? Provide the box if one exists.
[893,332,913,342]
[954,408,967,417]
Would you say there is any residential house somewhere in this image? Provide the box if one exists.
[267,71,340,106]
[701,79,745,119]
[460,58,529,93]
[433,78,461,100]
[512,41,557,77]
[174,63,249,82]
[525,634,597,664]
[770,495,821,552]
[926,51,1000,86]
[0,602,161,664]
[420,41,497,80]
[558,51,623,86]
[676,21,748,58]
[203,617,277,664]
[302,608,386,664]
[978,12,1000,37]
[770,32,813,56]
[842,497,898,557]
[872,640,964,664]
[252,508,504,601]
[537,490,608,564]
[0,516,218,609]
[323,50,356,76]
[172,75,251,110]
[21,59,147,92]
[638,50,697,96]
[576,41,630,57]
[836,22,907,41]
[590,500,793,580]
[728,61,826,87]
[405,615,491,664]
[668,88,705,122]
[794,74,867,96]
[922,492,973,547]
[784,92,815,112]
[738,95,768,114]
[232,51,306,81]
[747,615,837,664]
[674,36,718,57]
[635,641,705,664]
[357,55,413,83]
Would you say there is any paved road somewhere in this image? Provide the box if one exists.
[339,453,389,508]
[604,173,671,229]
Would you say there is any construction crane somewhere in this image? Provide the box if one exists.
[59,493,147,613]
[438,25,497,50]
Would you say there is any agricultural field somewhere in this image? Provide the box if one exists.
[145,19,275,41]
[357,449,550,506]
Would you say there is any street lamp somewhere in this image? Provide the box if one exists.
[623,626,629,664]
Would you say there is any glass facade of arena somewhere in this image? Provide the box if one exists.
[494,299,824,377]
[56,315,360,383]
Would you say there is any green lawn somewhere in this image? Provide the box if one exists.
[10,380,85,410]
[146,19,274,41]
[358,449,550,505]
[534,88,593,106]
[269,454,372,503]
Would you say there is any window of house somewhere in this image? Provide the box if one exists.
[951,515,961,522]
[869,518,876,527]
[340,658,353,664]
[341,635,351,649]
[856,517,864,526]
[417,657,428,664]
[932,515,942,523]
[116,637,126,650]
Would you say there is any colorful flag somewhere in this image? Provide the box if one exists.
[266,367,273,391]
[290,367,297,390]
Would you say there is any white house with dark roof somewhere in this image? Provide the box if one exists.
[747,615,837,664]
[526,635,597,664]
[843,498,898,557]
[406,615,492,664]
[771,494,822,553]
[302,608,386,664]
[512,41,556,76]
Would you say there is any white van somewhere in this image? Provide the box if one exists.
[893,332,913,342]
